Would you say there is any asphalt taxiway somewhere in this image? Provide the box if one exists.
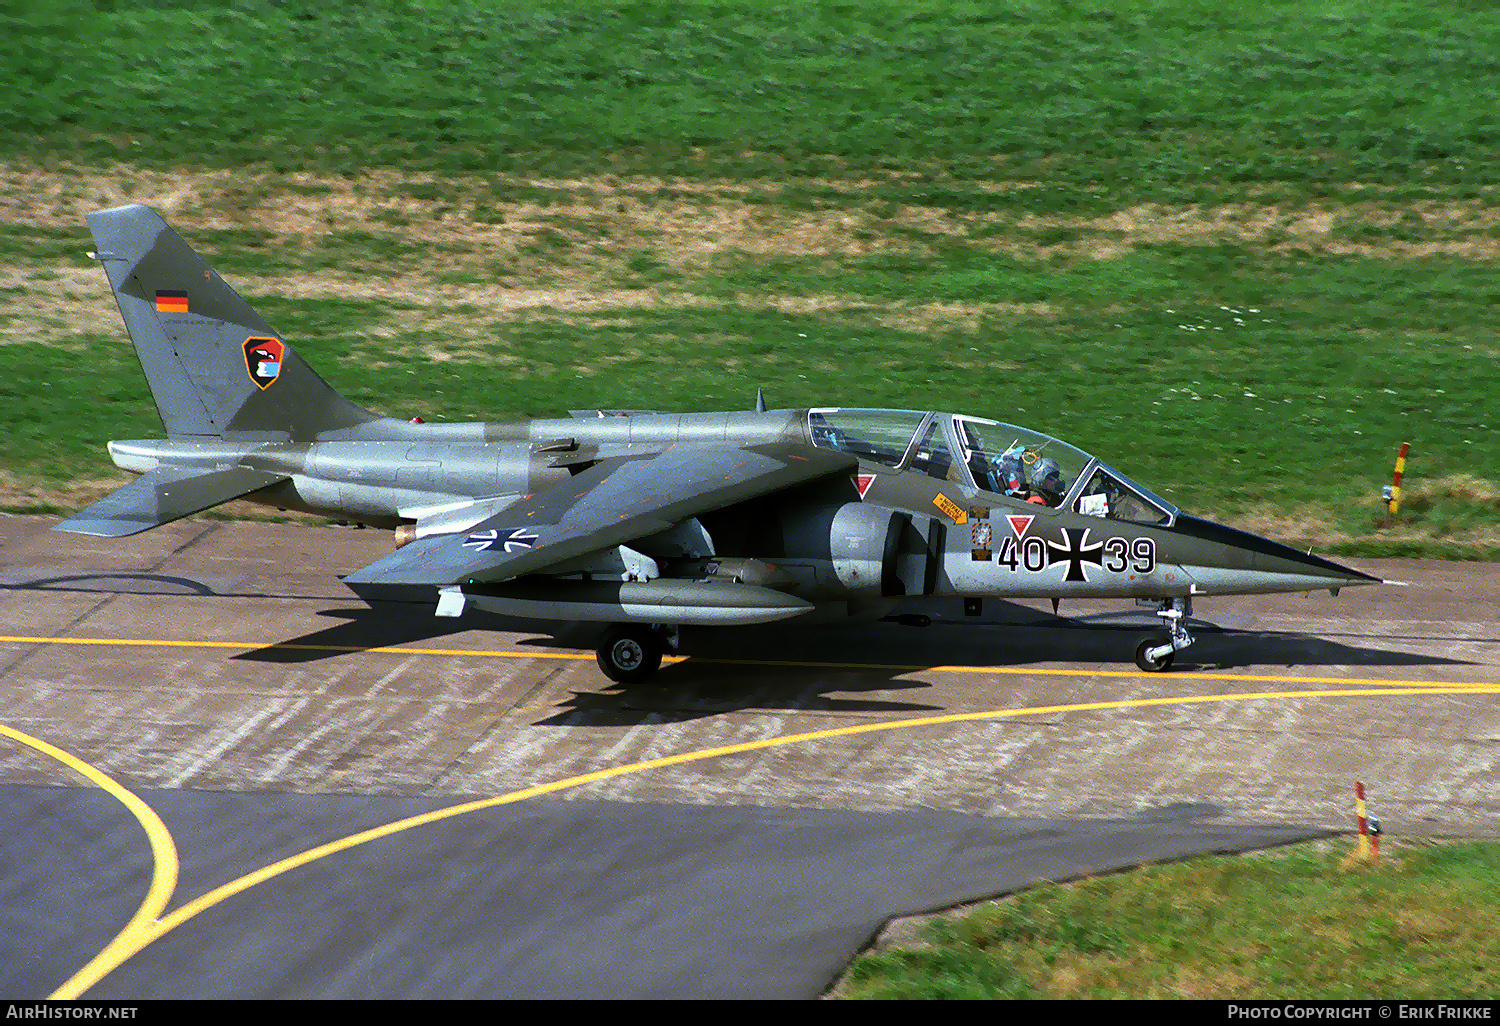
[1,514,1496,997]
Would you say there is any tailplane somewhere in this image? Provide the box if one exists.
[86,204,379,440]
[54,465,290,537]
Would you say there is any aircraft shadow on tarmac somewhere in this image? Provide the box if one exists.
[231,605,492,662]
[3,571,219,597]
[220,597,1474,726]
[235,598,1469,666]
[535,607,1476,725]
[670,608,1475,675]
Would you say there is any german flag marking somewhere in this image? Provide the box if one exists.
[155,290,189,314]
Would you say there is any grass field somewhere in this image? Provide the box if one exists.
[832,838,1500,999]
[2,0,1497,560]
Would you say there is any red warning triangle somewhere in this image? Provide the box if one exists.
[855,473,876,498]
[1007,514,1034,538]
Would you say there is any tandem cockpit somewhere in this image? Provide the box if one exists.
[807,408,1179,525]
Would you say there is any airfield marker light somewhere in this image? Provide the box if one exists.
[1387,442,1409,516]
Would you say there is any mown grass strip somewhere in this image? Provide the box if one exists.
[836,839,1500,999]
[7,1,1500,184]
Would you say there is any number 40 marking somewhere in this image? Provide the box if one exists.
[995,536,1048,571]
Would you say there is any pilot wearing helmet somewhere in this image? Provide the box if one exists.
[1031,457,1066,506]
[988,447,1066,506]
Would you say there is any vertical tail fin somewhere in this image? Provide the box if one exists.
[86,204,379,440]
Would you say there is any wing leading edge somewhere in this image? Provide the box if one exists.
[343,442,858,591]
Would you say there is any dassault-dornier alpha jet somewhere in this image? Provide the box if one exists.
[57,205,1381,681]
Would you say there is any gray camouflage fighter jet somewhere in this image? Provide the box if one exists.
[57,205,1381,681]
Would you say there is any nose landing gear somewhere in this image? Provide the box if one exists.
[1134,597,1194,672]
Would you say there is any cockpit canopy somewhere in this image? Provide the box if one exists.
[808,408,1178,525]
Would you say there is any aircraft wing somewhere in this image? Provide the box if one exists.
[342,442,857,589]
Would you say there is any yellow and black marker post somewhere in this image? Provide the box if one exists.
[1384,441,1409,517]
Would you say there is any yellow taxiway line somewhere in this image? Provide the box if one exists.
[0,724,180,1000]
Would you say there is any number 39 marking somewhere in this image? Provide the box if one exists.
[1102,537,1156,574]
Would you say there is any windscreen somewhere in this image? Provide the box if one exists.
[1074,466,1175,524]
[808,409,927,468]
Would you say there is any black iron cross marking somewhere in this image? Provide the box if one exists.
[463,528,538,553]
[1046,527,1104,582]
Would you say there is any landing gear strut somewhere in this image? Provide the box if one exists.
[1134,597,1194,672]
[596,624,675,683]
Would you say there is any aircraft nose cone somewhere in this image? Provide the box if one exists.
[1168,515,1381,594]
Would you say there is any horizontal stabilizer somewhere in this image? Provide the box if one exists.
[52,466,288,537]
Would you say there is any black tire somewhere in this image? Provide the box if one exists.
[597,625,663,683]
[1134,632,1175,673]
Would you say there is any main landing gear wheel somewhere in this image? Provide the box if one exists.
[1134,632,1175,673]
[596,625,664,684]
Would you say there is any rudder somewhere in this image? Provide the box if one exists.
[86,204,379,440]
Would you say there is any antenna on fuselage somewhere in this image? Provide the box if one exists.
[755,388,767,412]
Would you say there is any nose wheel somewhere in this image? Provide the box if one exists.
[1134,597,1194,672]
[1134,632,1175,672]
